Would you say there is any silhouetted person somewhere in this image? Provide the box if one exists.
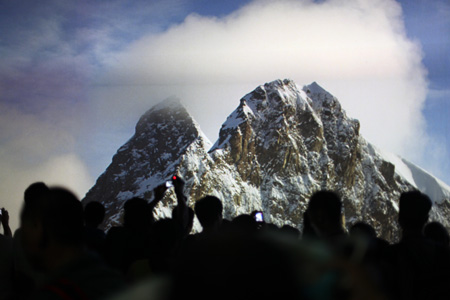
[304,191,383,284]
[170,176,193,239]
[84,201,105,229]
[105,197,153,274]
[126,176,193,281]
[1,207,12,238]
[0,207,13,300]
[424,221,450,248]
[398,191,432,241]
[305,190,346,241]
[349,221,390,255]
[104,181,174,277]
[350,221,377,239]
[230,214,259,236]
[124,197,153,231]
[172,206,194,239]
[349,221,390,294]
[20,187,124,299]
[13,182,50,300]
[84,201,106,256]
[384,191,450,300]
[147,218,181,274]
[194,195,223,239]
[301,211,317,239]
[23,182,50,207]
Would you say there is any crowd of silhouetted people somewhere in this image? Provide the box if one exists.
[1,177,450,300]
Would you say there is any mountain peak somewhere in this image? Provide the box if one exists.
[240,78,310,114]
[135,97,203,137]
[151,96,183,111]
[83,96,212,228]
[211,78,312,151]
[262,78,297,91]
[303,81,330,96]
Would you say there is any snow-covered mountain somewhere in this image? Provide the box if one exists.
[82,79,450,241]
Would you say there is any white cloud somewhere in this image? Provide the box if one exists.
[102,0,430,164]
[0,153,93,233]
[0,0,190,232]
[0,103,93,232]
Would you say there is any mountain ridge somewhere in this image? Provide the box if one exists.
[82,79,450,241]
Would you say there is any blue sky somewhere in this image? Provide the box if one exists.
[0,0,449,230]
[400,0,450,167]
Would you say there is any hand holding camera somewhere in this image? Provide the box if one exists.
[0,208,8,223]
[172,176,185,195]
[0,208,11,237]
[164,175,187,206]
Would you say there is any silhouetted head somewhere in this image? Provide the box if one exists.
[231,214,259,235]
[424,221,450,247]
[24,182,49,203]
[123,197,152,230]
[21,182,50,231]
[84,201,105,228]
[398,191,432,233]
[306,190,343,237]
[194,196,223,230]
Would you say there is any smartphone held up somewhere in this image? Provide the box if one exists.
[254,211,264,223]
[166,175,178,188]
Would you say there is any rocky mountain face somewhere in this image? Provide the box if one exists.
[82,79,450,242]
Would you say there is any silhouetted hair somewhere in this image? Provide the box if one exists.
[399,190,432,230]
[84,201,105,228]
[231,214,258,234]
[350,222,377,239]
[123,197,152,230]
[24,182,49,205]
[21,182,50,222]
[307,190,342,224]
[194,196,223,228]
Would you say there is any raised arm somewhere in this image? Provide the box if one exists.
[172,176,190,235]
[149,184,168,224]
[1,208,12,237]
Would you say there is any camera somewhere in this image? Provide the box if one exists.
[166,175,178,188]
[254,211,264,222]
